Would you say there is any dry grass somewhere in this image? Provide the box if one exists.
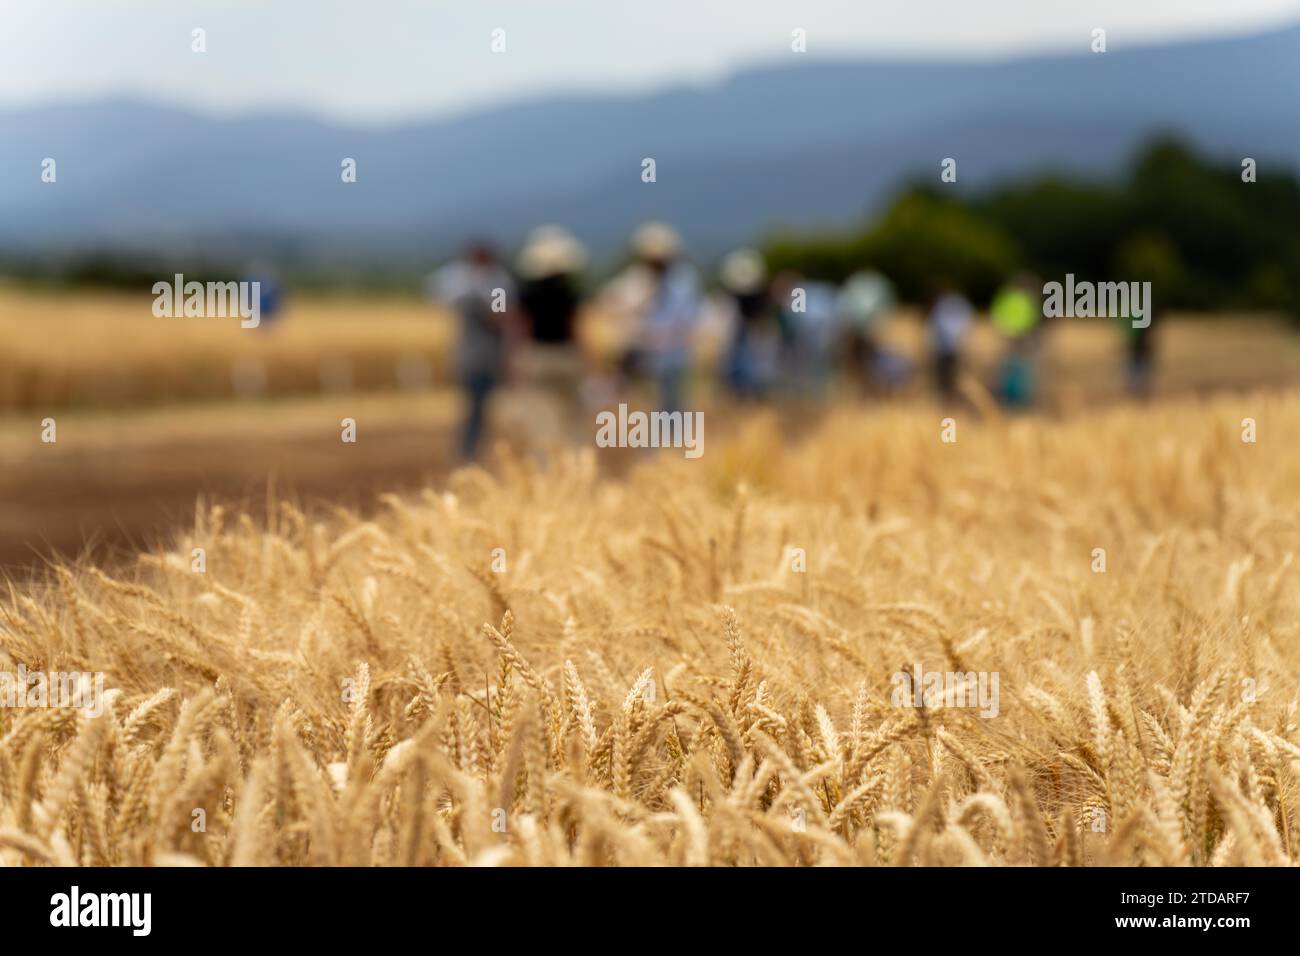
[0,389,1298,866]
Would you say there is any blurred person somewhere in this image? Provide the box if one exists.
[718,248,775,399]
[769,269,803,359]
[1111,302,1158,400]
[604,221,701,413]
[516,225,588,440]
[426,239,516,460]
[771,270,838,398]
[227,261,285,400]
[838,270,907,394]
[244,260,285,331]
[926,279,973,401]
[990,274,1043,408]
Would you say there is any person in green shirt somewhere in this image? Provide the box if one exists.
[990,275,1043,408]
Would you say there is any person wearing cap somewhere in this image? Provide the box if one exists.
[426,239,517,460]
[990,273,1044,408]
[516,225,588,444]
[718,248,774,398]
[614,221,702,414]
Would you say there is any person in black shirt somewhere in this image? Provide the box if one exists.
[516,226,588,444]
[520,270,580,345]
[719,248,773,399]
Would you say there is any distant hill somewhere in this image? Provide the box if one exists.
[2,23,1299,265]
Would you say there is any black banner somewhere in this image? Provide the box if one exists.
[0,866,1280,941]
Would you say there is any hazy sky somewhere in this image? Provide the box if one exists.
[4,0,1299,123]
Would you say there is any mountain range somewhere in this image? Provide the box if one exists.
[3,23,1299,265]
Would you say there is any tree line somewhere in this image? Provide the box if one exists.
[763,138,1300,317]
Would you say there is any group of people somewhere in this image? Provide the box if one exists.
[428,221,1156,459]
[428,220,711,458]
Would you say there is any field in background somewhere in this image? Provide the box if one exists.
[0,285,1297,575]
[0,286,451,411]
[2,285,1298,413]
[1,389,1297,865]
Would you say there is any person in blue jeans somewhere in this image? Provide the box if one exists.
[628,222,701,414]
[426,240,517,460]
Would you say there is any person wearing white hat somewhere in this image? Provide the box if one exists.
[516,225,588,444]
[836,270,902,394]
[517,226,586,341]
[602,221,701,414]
[630,221,682,262]
[718,248,775,398]
[517,226,586,287]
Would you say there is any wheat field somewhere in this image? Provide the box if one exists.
[4,285,1300,414]
[1,389,1298,866]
